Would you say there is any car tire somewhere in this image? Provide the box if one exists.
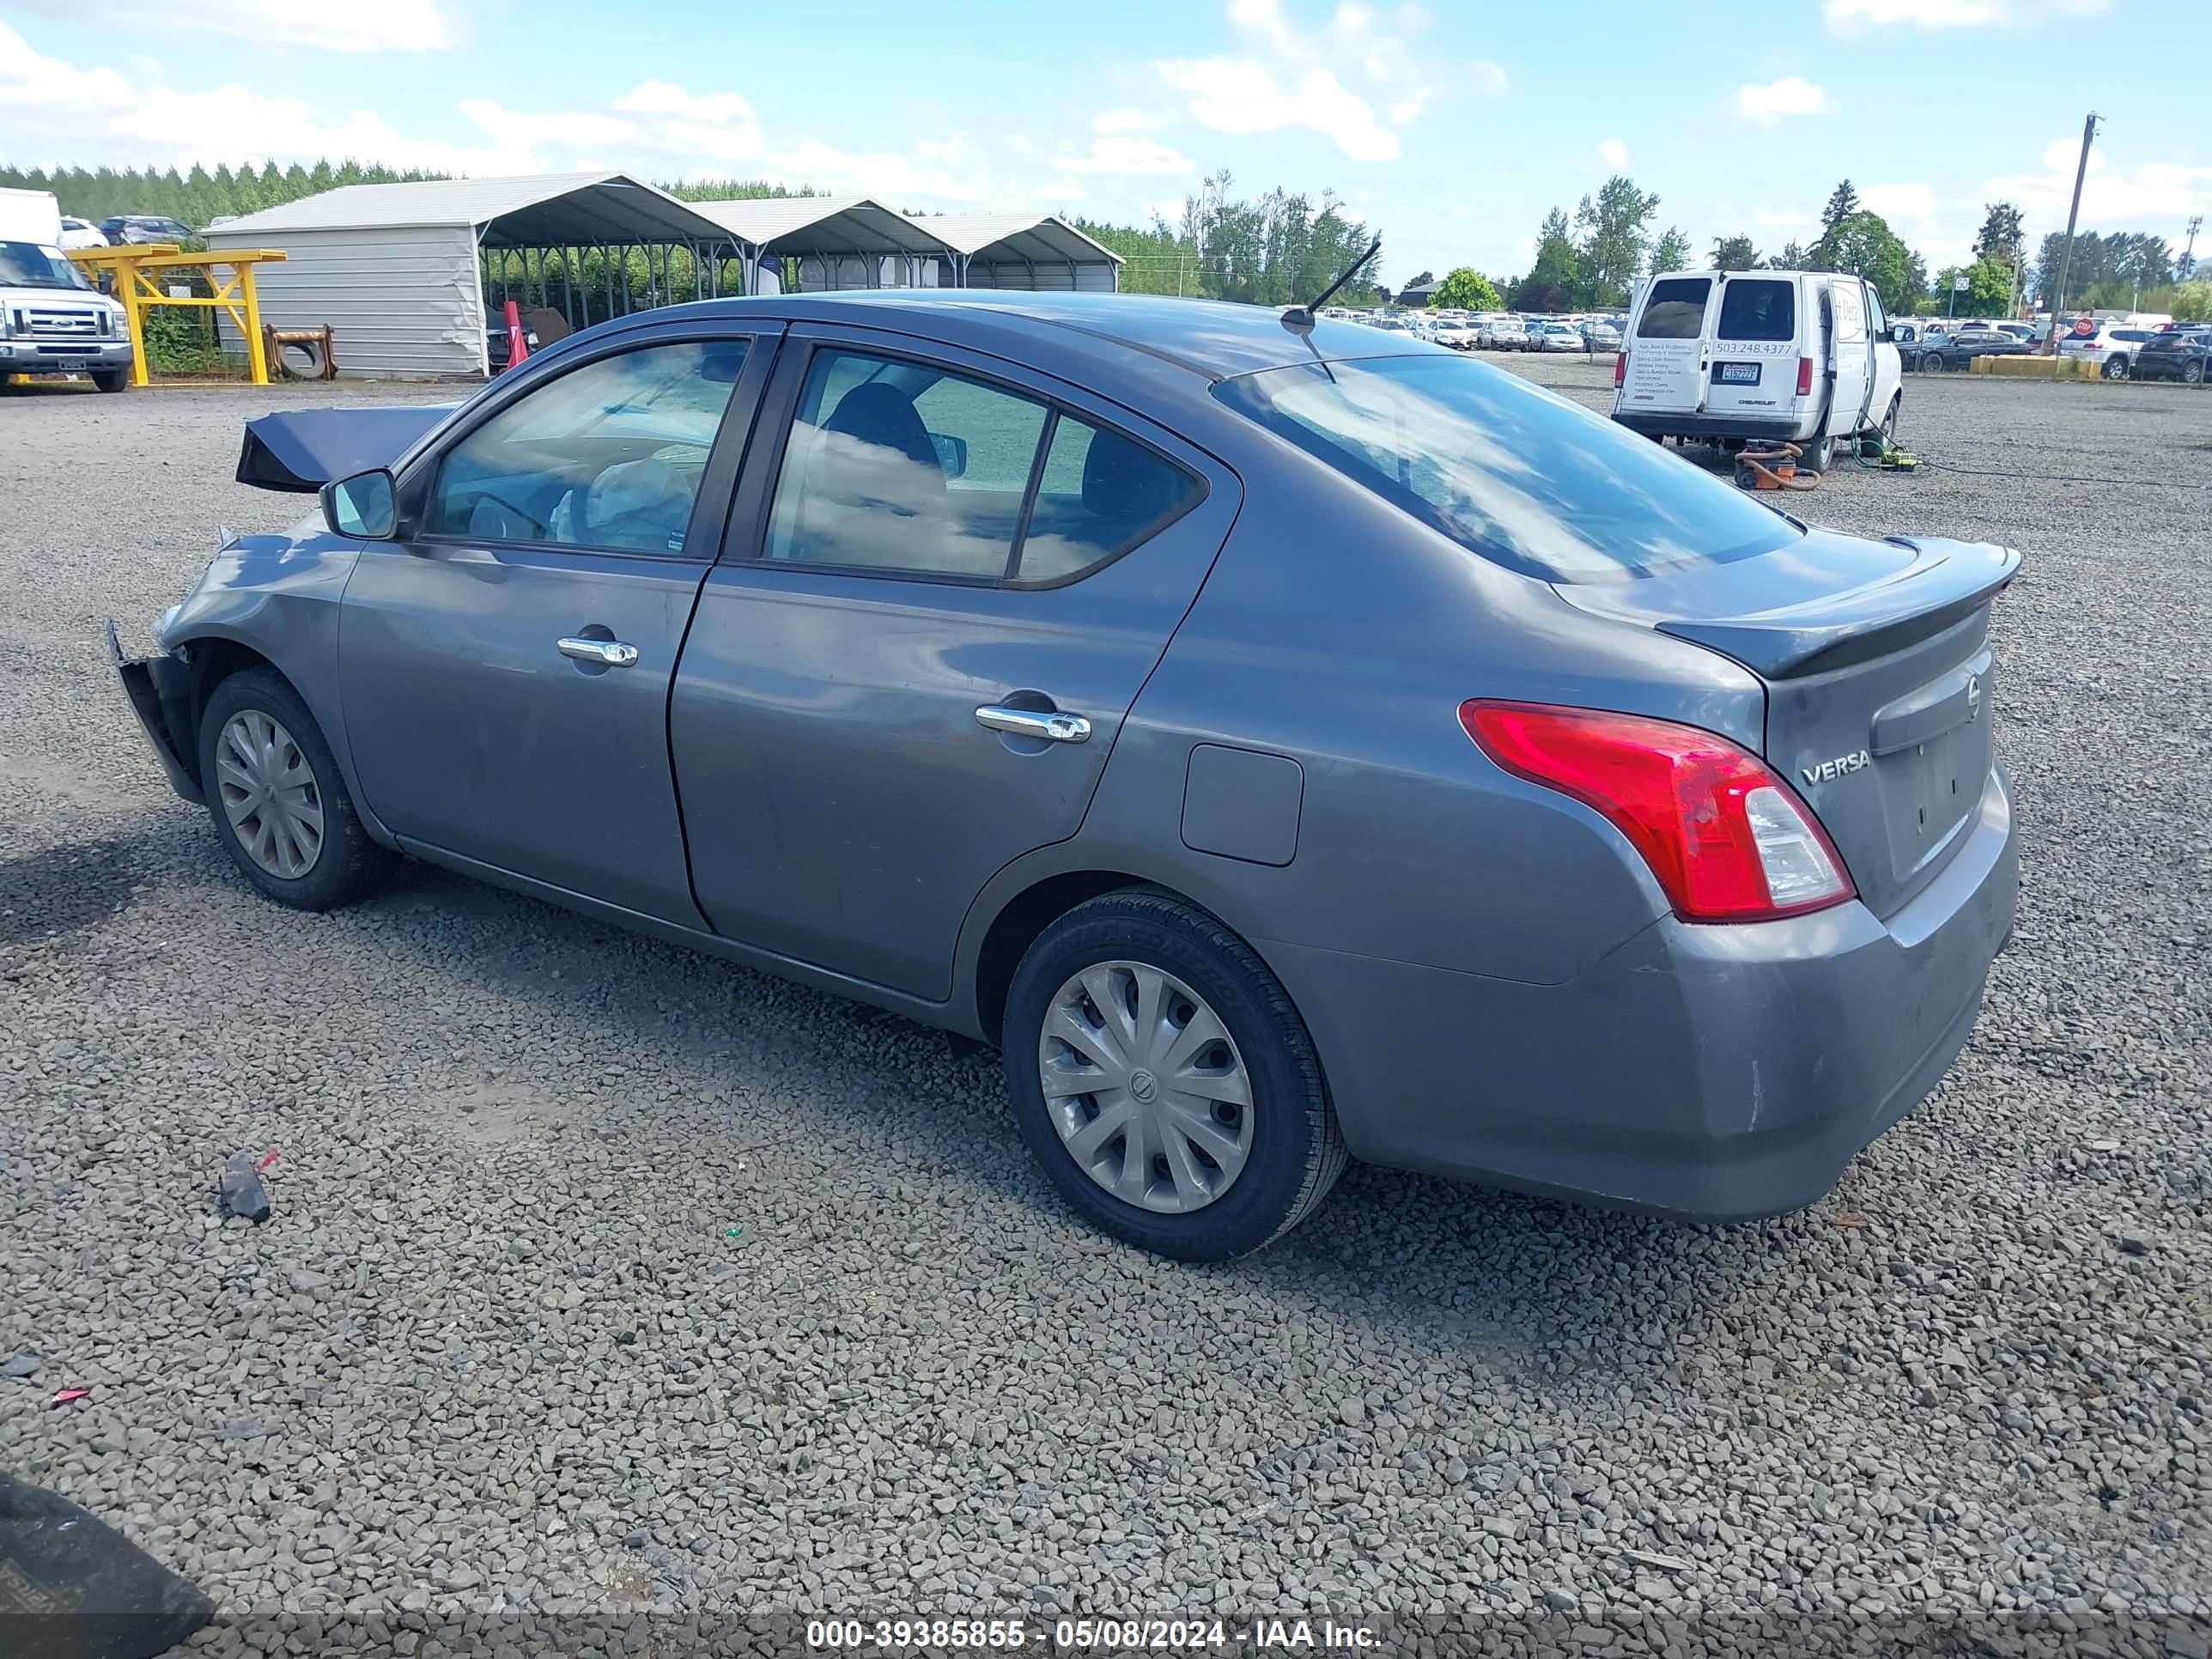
[1800,430,1835,471]
[1001,890,1347,1261]
[197,667,398,912]
[92,368,131,393]
[2186,360,2206,386]
[1879,393,1902,449]
[2103,356,2127,380]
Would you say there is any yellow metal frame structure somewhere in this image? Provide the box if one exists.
[66,243,289,387]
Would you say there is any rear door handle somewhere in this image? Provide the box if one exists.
[975,705,1091,744]
[558,636,639,667]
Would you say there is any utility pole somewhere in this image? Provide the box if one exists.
[2183,214,2203,282]
[2046,111,2100,352]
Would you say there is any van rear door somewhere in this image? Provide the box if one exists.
[1618,276,1712,416]
[1704,274,1802,425]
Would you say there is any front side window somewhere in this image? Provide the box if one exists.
[1637,277,1711,339]
[426,340,745,553]
[1214,354,1798,583]
[762,348,1201,583]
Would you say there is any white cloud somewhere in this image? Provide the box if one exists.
[1152,1,1497,164]
[1823,0,2108,29]
[9,0,464,53]
[1597,138,1630,170]
[1092,106,1170,134]
[1065,135,1194,177]
[1984,138,2212,234]
[1734,76,1833,128]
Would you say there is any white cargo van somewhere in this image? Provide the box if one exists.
[0,187,134,392]
[1612,269,1902,471]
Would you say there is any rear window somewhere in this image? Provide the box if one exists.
[1212,354,1797,584]
[1717,278,1796,342]
[1636,278,1711,338]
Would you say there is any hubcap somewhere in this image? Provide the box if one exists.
[215,709,324,879]
[1037,961,1255,1214]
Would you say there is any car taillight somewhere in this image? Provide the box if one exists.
[1613,351,1626,386]
[1796,356,1814,396]
[1459,701,1855,922]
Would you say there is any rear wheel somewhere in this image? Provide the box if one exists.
[2103,356,2128,380]
[1800,429,1835,471]
[2184,359,2204,386]
[198,668,398,911]
[1002,890,1346,1261]
[92,368,130,393]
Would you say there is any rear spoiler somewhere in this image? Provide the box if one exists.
[1656,538,2021,680]
[235,404,454,494]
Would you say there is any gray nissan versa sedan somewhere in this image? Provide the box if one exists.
[109,292,2019,1260]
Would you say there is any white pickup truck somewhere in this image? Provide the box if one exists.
[0,187,133,392]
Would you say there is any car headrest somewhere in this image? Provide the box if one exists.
[822,383,940,472]
[1081,428,1180,522]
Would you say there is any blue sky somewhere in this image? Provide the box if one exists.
[2,0,2204,283]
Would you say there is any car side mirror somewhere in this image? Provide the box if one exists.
[930,432,969,480]
[322,469,398,540]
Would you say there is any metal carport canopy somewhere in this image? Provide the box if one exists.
[925,214,1122,269]
[205,172,736,246]
[690,198,951,259]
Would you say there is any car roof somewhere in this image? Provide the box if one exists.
[711,290,1430,381]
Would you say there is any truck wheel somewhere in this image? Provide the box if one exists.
[1002,890,1347,1261]
[198,667,398,912]
[92,368,131,393]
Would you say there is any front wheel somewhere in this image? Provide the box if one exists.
[2103,356,2128,380]
[1002,890,1347,1261]
[92,368,131,393]
[198,667,398,911]
[1879,393,1902,449]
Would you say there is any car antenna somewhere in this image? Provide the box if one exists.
[1283,235,1382,331]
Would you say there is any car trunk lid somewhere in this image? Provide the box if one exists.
[1558,529,2020,918]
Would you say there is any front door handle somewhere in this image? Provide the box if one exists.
[558,636,639,668]
[975,705,1091,744]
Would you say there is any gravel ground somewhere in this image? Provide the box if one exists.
[1,362,2208,1657]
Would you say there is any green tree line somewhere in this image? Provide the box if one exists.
[1073,172,1386,307]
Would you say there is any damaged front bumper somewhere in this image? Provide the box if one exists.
[105,620,202,805]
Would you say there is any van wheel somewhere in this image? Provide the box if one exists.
[1001,890,1347,1261]
[1800,431,1835,471]
[92,368,131,393]
[1879,394,1902,448]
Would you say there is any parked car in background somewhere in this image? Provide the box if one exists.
[1990,323,2033,343]
[98,215,194,246]
[1534,321,1585,353]
[2130,326,2211,384]
[56,216,107,250]
[2060,323,2158,379]
[1485,316,1528,350]
[0,236,134,391]
[1431,319,1481,350]
[1583,319,1623,351]
[1614,268,1904,470]
[113,292,2020,1261]
[1916,325,2032,374]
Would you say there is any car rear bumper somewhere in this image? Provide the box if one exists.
[1612,409,1808,443]
[106,621,203,805]
[1267,763,2017,1222]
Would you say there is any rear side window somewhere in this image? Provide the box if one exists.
[1717,279,1796,342]
[1636,278,1711,339]
[762,348,1201,584]
[1214,354,1797,583]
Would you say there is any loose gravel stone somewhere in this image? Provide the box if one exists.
[0,364,2206,1654]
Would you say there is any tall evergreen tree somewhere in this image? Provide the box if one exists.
[1820,180,1861,232]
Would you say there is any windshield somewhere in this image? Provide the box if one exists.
[0,242,91,290]
[1214,354,1799,583]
